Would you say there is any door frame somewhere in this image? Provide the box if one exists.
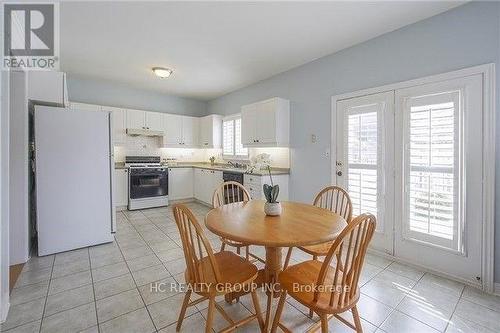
[330,63,495,293]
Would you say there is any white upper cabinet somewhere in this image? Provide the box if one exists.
[102,106,126,145]
[241,97,289,147]
[126,109,147,129]
[199,114,223,148]
[27,71,68,106]
[163,114,199,147]
[182,116,199,146]
[163,114,183,145]
[126,109,164,133]
[145,112,163,132]
[241,104,257,145]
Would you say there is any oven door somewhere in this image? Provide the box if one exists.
[129,168,168,199]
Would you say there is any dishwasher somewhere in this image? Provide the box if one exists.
[222,171,245,203]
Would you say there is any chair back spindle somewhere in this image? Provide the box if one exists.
[212,181,251,208]
[314,214,375,309]
[313,186,353,222]
[173,204,221,286]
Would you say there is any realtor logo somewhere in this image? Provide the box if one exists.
[3,3,59,70]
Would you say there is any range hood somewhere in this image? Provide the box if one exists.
[126,128,164,137]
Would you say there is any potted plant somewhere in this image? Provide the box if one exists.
[263,166,282,216]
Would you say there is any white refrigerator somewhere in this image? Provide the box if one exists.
[34,105,115,256]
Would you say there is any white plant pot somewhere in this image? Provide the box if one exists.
[264,202,282,216]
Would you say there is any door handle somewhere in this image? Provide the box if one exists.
[336,171,343,176]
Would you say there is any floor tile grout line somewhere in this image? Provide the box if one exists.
[443,286,465,332]
[375,271,446,332]
[87,247,101,333]
[116,212,164,332]
[38,254,55,333]
[126,207,211,332]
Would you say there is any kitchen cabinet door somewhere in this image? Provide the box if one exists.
[199,116,211,147]
[103,106,126,146]
[199,115,223,148]
[182,116,199,146]
[194,168,204,201]
[255,100,276,144]
[146,111,164,132]
[241,104,257,145]
[168,168,194,200]
[126,109,146,129]
[163,114,183,146]
[114,168,128,208]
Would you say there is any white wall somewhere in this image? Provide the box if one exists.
[9,72,29,265]
[1,69,11,322]
[67,75,207,117]
[1,2,11,321]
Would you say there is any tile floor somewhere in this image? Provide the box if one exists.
[2,202,500,333]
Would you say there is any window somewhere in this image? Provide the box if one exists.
[223,116,248,158]
[347,110,379,218]
[403,90,462,251]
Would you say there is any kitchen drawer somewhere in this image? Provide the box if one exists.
[248,187,262,200]
[244,174,262,186]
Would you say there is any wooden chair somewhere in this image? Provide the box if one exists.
[271,214,376,333]
[173,204,264,333]
[283,186,353,269]
[212,181,265,264]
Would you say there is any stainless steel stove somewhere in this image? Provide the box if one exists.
[125,156,168,210]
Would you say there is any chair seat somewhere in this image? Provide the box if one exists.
[278,260,359,313]
[299,240,334,256]
[186,251,258,295]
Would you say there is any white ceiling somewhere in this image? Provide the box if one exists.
[60,1,463,100]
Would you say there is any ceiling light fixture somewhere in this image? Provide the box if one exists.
[152,67,173,78]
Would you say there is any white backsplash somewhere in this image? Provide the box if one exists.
[114,136,289,168]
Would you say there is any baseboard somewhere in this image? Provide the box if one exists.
[367,248,484,291]
[0,292,9,323]
[170,198,212,207]
[168,198,196,204]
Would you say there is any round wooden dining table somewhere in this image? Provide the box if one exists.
[205,200,347,331]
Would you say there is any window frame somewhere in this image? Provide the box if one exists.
[222,114,249,160]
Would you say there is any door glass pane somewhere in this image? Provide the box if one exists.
[347,111,378,218]
[405,92,460,248]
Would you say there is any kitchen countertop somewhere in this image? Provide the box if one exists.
[114,162,289,175]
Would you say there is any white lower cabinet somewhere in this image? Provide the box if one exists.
[168,168,194,200]
[114,168,129,209]
[194,168,223,205]
[244,174,289,201]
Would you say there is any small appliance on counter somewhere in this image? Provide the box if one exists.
[126,156,169,210]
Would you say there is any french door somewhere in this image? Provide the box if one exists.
[335,74,484,284]
[336,92,394,254]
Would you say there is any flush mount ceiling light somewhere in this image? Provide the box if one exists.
[152,67,173,78]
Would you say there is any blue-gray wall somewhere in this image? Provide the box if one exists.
[67,75,207,117]
[208,2,500,281]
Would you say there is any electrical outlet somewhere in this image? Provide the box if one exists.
[311,134,317,143]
